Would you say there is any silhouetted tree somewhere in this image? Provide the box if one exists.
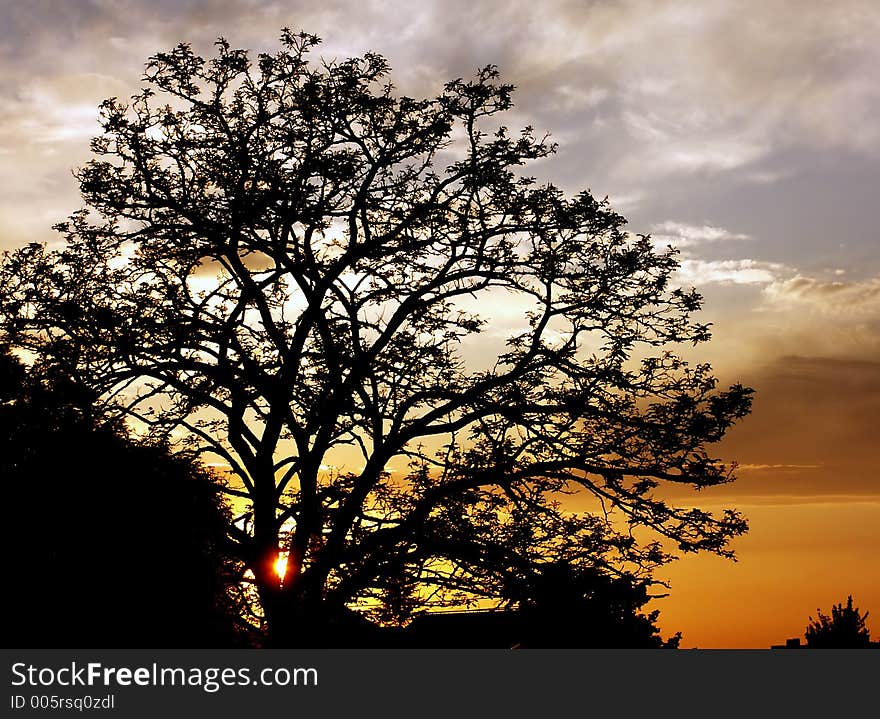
[805,596,872,648]
[1,349,249,647]
[0,31,752,645]
[505,563,680,647]
[393,564,679,648]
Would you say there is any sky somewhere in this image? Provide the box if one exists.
[1,0,877,647]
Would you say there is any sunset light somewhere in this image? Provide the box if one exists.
[2,0,877,657]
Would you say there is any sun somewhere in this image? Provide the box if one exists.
[274,553,288,582]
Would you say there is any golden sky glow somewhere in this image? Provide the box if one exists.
[1,0,878,647]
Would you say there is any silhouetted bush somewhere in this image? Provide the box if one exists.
[805,596,872,648]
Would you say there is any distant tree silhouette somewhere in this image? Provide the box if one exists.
[505,563,680,648]
[1,349,249,647]
[0,31,753,646]
[393,564,679,648]
[805,596,872,648]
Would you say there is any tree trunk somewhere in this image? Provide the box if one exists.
[254,553,328,647]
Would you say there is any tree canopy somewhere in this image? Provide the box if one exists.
[0,30,753,645]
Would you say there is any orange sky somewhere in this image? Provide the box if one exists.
[657,500,880,648]
[649,349,880,647]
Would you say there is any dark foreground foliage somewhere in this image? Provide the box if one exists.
[2,349,249,647]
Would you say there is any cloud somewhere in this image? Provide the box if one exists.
[714,355,880,498]
[764,275,880,314]
[651,221,751,249]
[0,74,124,149]
[676,259,787,286]
[737,464,821,472]
[616,111,770,176]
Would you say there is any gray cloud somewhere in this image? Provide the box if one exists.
[4,2,879,167]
